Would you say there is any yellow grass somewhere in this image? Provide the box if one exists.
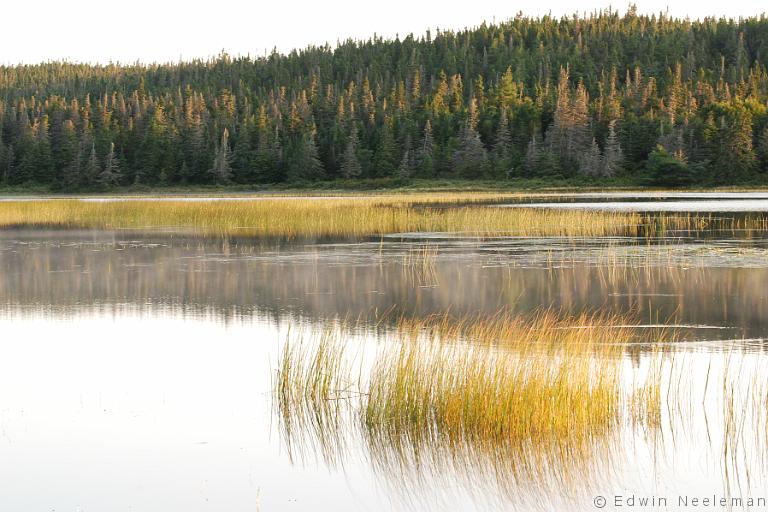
[0,195,644,238]
[1,194,766,239]
[275,310,671,502]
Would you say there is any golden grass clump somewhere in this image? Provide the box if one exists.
[361,311,650,456]
[275,310,671,504]
[363,334,620,451]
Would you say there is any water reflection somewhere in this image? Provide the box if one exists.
[274,318,768,511]
[2,198,768,511]
[2,230,767,340]
[505,200,768,211]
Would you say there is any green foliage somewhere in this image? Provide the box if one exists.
[1,10,768,189]
[646,146,698,187]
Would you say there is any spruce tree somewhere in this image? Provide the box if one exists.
[580,138,602,176]
[497,67,518,111]
[714,106,756,182]
[546,67,572,162]
[569,81,592,165]
[287,132,325,181]
[525,133,543,175]
[757,126,768,167]
[99,142,122,187]
[494,107,513,174]
[417,119,435,176]
[210,128,233,184]
[31,116,54,183]
[601,121,624,177]
[397,135,415,179]
[4,145,14,185]
[341,126,362,179]
[454,99,488,178]
[0,141,7,184]
[374,120,398,177]
[83,143,100,187]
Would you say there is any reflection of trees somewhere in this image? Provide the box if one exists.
[0,231,767,337]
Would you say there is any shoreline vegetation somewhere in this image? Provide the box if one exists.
[2,193,768,238]
[4,178,768,197]
[275,311,668,502]
[275,311,768,507]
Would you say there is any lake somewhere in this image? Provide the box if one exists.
[1,192,768,511]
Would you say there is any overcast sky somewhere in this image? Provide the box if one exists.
[1,0,764,65]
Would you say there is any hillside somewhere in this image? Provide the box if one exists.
[2,7,768,189]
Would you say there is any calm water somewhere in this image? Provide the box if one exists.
[2,193,768,511]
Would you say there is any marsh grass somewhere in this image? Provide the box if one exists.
[0,195,644,238]
[275,325,359,467]
[274,310,674,506]
[3,194,765,239]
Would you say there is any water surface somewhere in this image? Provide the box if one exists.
[2,192,768,511]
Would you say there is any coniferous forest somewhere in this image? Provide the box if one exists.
[3,8,768,190]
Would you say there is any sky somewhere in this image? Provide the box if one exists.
[1,0,764,65]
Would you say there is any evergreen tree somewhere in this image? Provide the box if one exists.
[525,133,543,175]
[286,132,324,181]
[30,116,54,183]
[341,126,362,179]
[546,67,572,162]
[497,67,519,111]
[83,143,100,186]
[454,98,488,178]
[602,120,624,177]
[98,142,122,187]
[232,118,254,183]
[580,138,602,176]
[4,145,14,185]
[570,82,592,172]
[493,107,513,175]
[757,126,768,169]
[252,107,282,183]
[0,138,5,183]
[713,106,756,183]
[417,119,435,176]
[210,128,233,184]
[374,120,398,177]
[397,135,416,179]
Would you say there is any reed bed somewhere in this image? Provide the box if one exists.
[0,196,645,238]
[361,333,621,459]
[2,195,767,239]
[275,310,673,504]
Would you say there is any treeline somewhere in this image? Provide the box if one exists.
[2,7,768,189]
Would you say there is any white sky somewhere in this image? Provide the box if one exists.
[1,1,764,65]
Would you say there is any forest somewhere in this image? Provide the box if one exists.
[2,7,768,190]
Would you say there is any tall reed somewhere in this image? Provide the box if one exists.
[3,195,767,239]
[275,310,671,504]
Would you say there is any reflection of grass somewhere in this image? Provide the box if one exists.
[3,194,765,239]
[274,311,669,506]
[275,325,356,467]
[401,244,439,287]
